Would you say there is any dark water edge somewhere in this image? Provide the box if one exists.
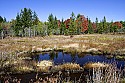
[0,51,125,83]
[34,51,125,69]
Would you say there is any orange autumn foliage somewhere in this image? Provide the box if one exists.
[113,22,122,28]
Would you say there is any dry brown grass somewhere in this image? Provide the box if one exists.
[0,34,125,55]
[83,62,109,69]
[36,60,53,72]
[86,63,122,83]
[52,63,81,71]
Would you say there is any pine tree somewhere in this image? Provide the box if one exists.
[68,12,77,35]
[47,13,54,35]
[32,11,39,26]
[13,8,40,37]
[32,11,39,36]
[60,18,65,35]
[54,16,59,34]
[103,16,107,33]
[95,17,99,33]
[98,21,103,34]
[14,13,22,36]
[21,8,33,28]
[76,14,82,35]
[87,18,93,34]
[0,16,3,23]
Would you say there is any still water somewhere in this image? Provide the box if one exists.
[34,51,125,69]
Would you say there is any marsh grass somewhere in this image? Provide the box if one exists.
[0,59,124,83]
[1,34,125,56]
[86,63,123,83]
[0,34,125,82]
[84,62,109,69]
[36,60,53,73]
[54,63,81,71]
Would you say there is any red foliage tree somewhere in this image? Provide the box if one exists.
[64,19,70,28]
[113,22,122,28]
[64,15,88,33]
[80,15,88,32]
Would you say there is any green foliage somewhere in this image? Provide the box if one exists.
[68,12,77,35]
[95,17,99,33]
[1,10,125,37]
[21,8,32,28]
[120,21,125,28]
[76,14,82,35]
[14,13,22,36]
[87,18,94,34]
[60,18,65,35]
[0,16,3,23]
[12,8,40,36]
[103,16,108,33]
[98,21,103,34]
[32,11,39,25]
[47,14,60,35]
[47,13,54,35]
[0,16,7,33]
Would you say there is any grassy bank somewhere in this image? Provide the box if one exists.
[0,34,125,55]
[0,34,125,74]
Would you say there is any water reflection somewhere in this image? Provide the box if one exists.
[35,51,125,69]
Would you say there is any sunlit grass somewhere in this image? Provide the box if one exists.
[84,62,109,69]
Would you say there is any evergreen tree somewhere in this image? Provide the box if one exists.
[71,12,75,20]
[98,21,103,34]
[87,18,93,34]
[68,12,77,35]
[32,11,39,36]
[95,17,99,33]
[103,16,107,33]
[32,11,39,26]
[14,13,22,36]
[47,13,54,35]
[53,16,59,34]
[3,17,6,22]
[21,8,33,28]
[76,14,82,35]
[0,16,3,23]
[60,18,65,35]
[0,16,4,33]
[13,8,40,37]
[120,21,125,28]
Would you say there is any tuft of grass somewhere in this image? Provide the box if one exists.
[61,63,81,70]
[36,60,53,72]
[11,66,34,74]
[84,62,109,69]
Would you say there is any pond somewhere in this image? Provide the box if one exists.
[1,51,125,82]
[34,51,125,69]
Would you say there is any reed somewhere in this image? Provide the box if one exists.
[86,63,122,83]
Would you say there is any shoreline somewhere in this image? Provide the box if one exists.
[0,34,125,56]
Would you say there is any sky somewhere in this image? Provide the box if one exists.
[0,0,125,22]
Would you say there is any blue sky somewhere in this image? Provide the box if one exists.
[0,0,125,22]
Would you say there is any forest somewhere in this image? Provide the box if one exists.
[0,8,125,38]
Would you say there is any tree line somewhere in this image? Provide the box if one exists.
[0,8,125,38]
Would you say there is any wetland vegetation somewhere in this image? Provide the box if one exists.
[0,7,125,83]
